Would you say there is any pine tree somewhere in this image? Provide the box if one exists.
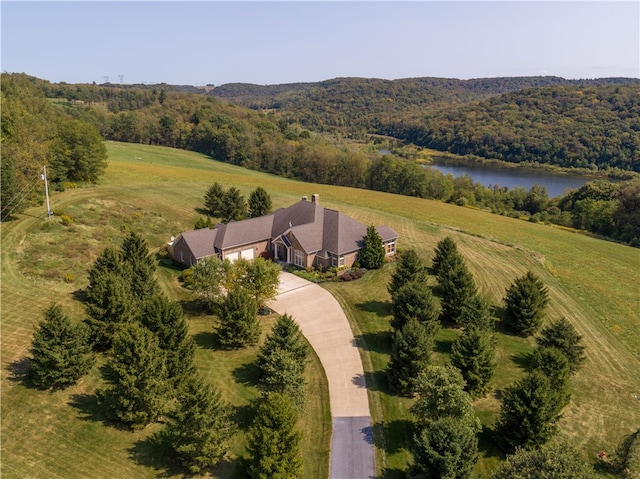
[388,248,428,298]
[246,393,303,479]
[390,281,439,334]
[29,304,95,389]
[138,295,197,390]
[258,347,307,411]
[221,186,247,222]
[387,318,434,396]
[217,286,260,348]
[536,317,585,374]
[359,224,385,269]
[165,375,235,474]
[99,322,168,430]
[84,270,136,350]
[204,182,225,218]
[450,326,497,398]
[494,371,562,451]
[504,271,550,336]
[431,236,458,276]
[120,231,159,301]
[248,186,272,218]
[438,257,478,324]
[413,416,479,479]
[258,314,308,370]
[458,295,495,330]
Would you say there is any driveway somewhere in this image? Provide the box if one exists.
[268,272,376,479]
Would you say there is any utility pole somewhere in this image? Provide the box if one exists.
[42,166,52,220]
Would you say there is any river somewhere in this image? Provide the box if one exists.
[427,158,595,198]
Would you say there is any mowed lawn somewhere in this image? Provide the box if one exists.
[2,142,639,478]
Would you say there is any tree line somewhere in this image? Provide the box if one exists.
[382,238,594,477]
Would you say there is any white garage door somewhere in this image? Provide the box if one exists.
[226,251,239,262]
[241,248,255,260]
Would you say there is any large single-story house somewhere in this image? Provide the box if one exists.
[169,194,398,270]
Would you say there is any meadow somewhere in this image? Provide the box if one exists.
[2,142,638,478]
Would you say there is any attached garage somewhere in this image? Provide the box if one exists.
[225,251,239,262]
[241,248,255,260]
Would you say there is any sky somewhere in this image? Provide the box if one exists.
[2,1,639,86]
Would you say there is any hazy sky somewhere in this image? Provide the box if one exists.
[2,1,638,85]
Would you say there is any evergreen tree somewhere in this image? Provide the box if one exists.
[138,295,197,390]
[458,295,495,330]
[84,270,136,350]
[413,416,479,479]
[450,326,497,398]
[387,318,434,396]
[493,439,596,479]
[494,371,562,451]
[165,374,235,474]
[29,304,95,389]
[221,186,247,222]
[504,271,550,336]
[246,393,303,479]
[390,281,439,334]
[99,322,169,430]
[258,314,308,370]
[194,216,213,230]
[388,248,429,298]
[431,236,458,276]
[217,286,260,348]
[204,182,225,218]
[120,231,159,301]
[359,224,385,269]
[248,186,272,218]
[536,317,585,374]
[438,256,478,324]
[258,348,307,412]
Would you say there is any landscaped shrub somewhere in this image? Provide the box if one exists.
[341,273,353,281]
[181,268,194,285]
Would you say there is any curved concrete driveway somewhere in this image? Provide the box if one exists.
[267,272,376,479]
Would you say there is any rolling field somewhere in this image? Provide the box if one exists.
[2,142,639,478]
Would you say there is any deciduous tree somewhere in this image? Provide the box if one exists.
[235,257,281,309]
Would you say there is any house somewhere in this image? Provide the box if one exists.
[169,194,398,269]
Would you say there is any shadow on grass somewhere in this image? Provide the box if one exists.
[381,467,410,479]
[129,430,186,478]
[72,288,88,303]
[7,357,34,387]
[435,337,454,355]
[356,300,392,318]
[232,403,256,431]
[477,424,505,464]
[68,393,122,429]
[232,362,260,388]
[376,419,414,455]
[193,331,221,350]
[353,370,392,394]
[353,330,392,355]
[511,351,532,370]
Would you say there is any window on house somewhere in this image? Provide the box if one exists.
[386,241,396,255]
[294,250,305,267]
[339,255,345,267]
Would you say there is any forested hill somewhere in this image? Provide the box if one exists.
[211,76,640,171]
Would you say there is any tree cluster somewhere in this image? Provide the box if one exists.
[1,73,107,220]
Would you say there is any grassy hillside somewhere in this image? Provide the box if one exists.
[2,142,638,478]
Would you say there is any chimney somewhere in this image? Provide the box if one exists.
[301,196,308,202]
[311,194,319,204]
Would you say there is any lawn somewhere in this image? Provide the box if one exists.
[2,141,638,478]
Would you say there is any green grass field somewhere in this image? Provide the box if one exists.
[2,142,638,478]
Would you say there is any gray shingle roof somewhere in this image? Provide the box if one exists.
[178,228,218,259]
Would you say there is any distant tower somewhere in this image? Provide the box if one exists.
[118,74,124,84]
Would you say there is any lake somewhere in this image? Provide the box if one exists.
[427,158,595,198]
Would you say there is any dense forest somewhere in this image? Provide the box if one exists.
[2,73,639,246]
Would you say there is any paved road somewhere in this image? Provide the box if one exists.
[268,272,376,479]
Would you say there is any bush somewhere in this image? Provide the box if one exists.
[341,273,352,281]
[63,272,77,283]
[180,268,194,285]
[60,214,73,226]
